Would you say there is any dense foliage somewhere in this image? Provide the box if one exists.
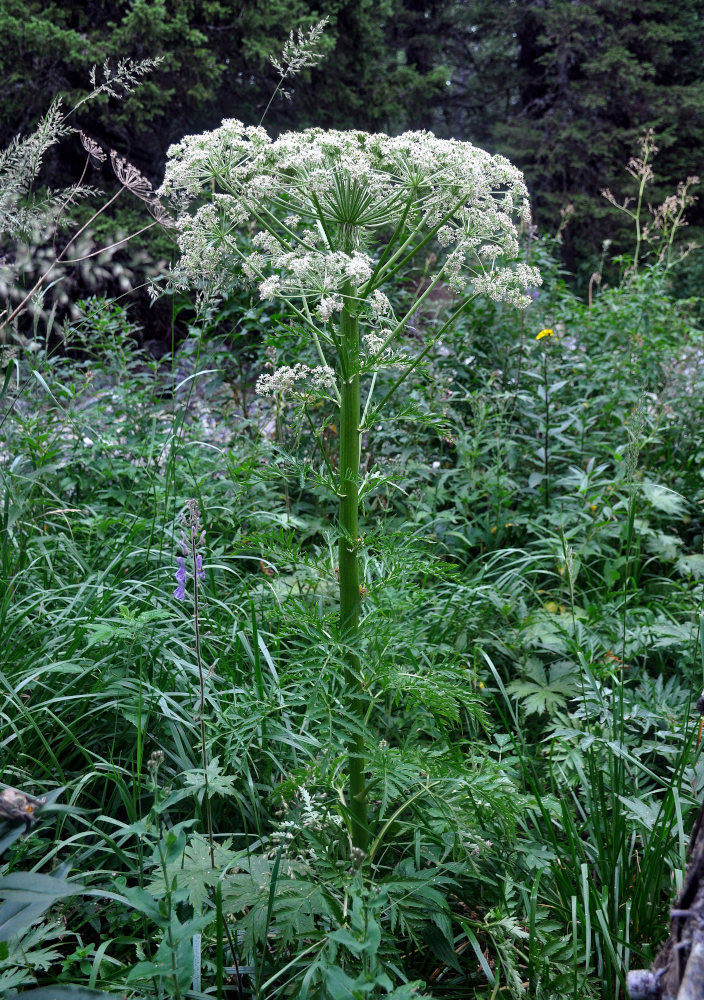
[3,133,704,998]
[3,11,704,1000]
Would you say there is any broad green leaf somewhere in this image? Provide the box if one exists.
[322,964,357,999]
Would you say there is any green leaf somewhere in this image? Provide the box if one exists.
[322,964,358,999]
[0,872,80,903]
[506,659,577,716]
[645,530,683,561]
[329,925,369,956]
[146,835,234,911]
[463,926,496,985]
[119,885,162,920]
[6,988,116,999]
[422,922,463,974]
[182,757,236,797]
[617,795,662,829]
[126,959,163,982]
[0,873,85,941]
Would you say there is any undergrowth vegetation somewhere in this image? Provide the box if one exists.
[2,47,704,1000]
[3,232,704,999]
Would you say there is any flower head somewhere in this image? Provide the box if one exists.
[173,500,206,601]
[161,122,541,317]
[256,363,336,398]
[536,328,555,340]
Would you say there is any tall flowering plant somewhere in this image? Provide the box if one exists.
[160,124,540,850]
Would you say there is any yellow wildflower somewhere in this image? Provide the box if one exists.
[536,328,555,340]
[544,601,567,614]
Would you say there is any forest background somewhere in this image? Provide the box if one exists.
[5,0,704,288]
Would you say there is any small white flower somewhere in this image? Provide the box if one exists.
[344,253,373,285]
[317,295,343,321]
[363,331,389,357]
[368,289,390,317]
[256,363,336,397]
[259,275,282,300]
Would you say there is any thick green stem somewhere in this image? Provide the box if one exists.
[338,295,367,851]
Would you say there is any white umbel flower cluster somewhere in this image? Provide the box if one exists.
[161,122,540,396]
[161,121,540,306]
[256,363,336,397]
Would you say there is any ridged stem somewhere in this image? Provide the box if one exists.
[338,294,367,850]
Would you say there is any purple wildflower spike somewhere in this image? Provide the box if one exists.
[174,555,187,600]
[173,500,207,601]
